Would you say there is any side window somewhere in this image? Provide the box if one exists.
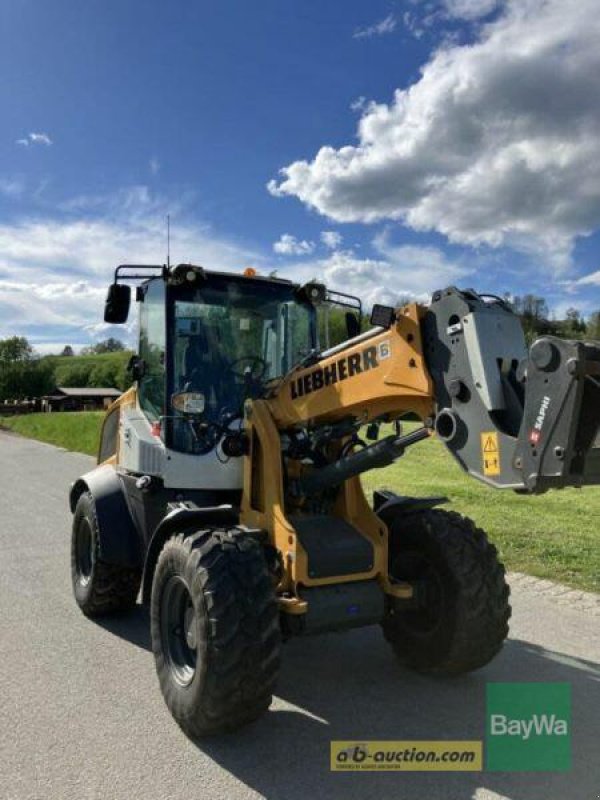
[98,406,119,462]
[139,280,166,421]
[286,302,313,367]
[317,305,356,350]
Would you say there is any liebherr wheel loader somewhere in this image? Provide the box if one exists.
[70,263,600,737]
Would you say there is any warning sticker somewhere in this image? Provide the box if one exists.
[481,432,501,476]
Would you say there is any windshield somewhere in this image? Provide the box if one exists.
[169,277,315,440]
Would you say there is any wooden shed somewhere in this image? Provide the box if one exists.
[41,387,122,412]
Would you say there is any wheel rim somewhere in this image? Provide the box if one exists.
[160,576,198,687]
[75,518,94,586]
[391,549,445,635]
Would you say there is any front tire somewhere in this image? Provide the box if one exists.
[382,509,510,675]
[150,528,281,737]
[71,491,140,616]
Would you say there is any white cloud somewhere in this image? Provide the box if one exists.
[443,0,501,20]
[401,11,426,40]
[29,132,52,145]
[273,233,315,256]
[16,132,53,147]
[353,13,397,39]
[269,0,600,272]
[150,157,160,175]
[288,238,470,309]
[576,271,600,287]
[403,0,501,34]
[0,280,106,331]
[350,96,368,113]
[0,187,265,345]
[320,230,343,249]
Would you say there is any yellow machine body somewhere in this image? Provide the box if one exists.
[240,303,434,612]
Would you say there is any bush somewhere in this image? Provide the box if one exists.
[51,351,133,391]
[0,360,54,402]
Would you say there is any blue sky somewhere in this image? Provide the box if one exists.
[1,0,600,352]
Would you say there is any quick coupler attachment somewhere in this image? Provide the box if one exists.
[514,337,600,492]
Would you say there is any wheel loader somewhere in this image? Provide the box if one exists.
[70,263,600,737]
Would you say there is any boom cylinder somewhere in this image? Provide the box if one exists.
[295,427,430,497]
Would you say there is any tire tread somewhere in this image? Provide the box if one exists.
[71,492,140,617]
[383,509,511,675]
[151,527,280,737]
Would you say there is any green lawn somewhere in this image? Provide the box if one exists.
[362,427,599,593]
[1,411,104,457]
[2,413,598,592]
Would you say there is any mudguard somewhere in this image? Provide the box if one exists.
[69,465,142,569]
[373,489,448,527]
[141,503,240,602]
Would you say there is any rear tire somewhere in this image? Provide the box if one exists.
[150,528,281,738]
[382,509,510,675]
[71,492,140,616]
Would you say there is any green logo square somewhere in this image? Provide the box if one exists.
[486,682,571,772]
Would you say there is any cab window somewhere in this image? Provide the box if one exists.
[139,279,166,421]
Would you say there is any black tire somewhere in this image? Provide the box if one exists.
[150,528,281,738]
[71,491,140,617]
[382,509,510,676]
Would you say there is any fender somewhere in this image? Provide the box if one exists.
[373,489,448,527]
[69,465,142,569]
[141,504,239,603]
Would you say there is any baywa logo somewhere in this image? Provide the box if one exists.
[486,683,571,771]
[490,712,568,740]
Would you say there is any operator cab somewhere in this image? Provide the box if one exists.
[106,264,319,457]
[103,263,361,491]
[165,269,317,454]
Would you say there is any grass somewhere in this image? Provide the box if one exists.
[362,426,600,594]
[0,411,104,457]
[1,413,598,593]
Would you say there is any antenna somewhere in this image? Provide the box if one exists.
[166,214,171,268]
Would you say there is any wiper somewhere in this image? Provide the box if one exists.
[295,348,321,370]
[265,348,321,398]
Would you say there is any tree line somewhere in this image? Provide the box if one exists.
[0,337,131,402]
[510,295,600,344]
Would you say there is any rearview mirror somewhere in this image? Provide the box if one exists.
[104,283,131,324]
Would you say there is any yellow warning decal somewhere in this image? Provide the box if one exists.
[481,432,501,476]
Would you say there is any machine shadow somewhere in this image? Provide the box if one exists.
[91,602,152,651]
[91,601,599,799]
[195,629,599,800]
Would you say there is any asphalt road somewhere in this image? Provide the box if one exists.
[1,430,598,800]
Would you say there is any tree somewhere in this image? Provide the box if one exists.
[559,307,587,339]
[93,337,125,354]
[61,345,75,357]
[510,295,551,344]
[80,338,125,355]
[0,336,33,364]
[588,311,600,340]
[88,362,120,388]
[0,336,53,401]
[57,363,94,387]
